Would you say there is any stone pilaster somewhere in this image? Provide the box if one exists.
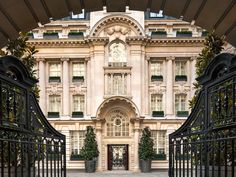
[85,57,91,116]
[166,56,174,115]
[61,58,70,118]
[37,58,46,114]
[190,56,197,97]
[133,119,141,172]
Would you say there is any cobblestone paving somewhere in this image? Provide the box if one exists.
[67,170,168,177]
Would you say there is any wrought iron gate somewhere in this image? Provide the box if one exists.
[0,56,66,177]
[169,53,236,177]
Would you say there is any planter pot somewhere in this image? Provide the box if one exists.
[140,159,151,172]
[85,160,96,173]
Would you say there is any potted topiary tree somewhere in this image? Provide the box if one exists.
[138,127,154,172]
[80,126,99,173]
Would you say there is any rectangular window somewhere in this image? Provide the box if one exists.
[70,131,85,156]
[72,62,85,82]
[73,95,84,112]
[151,130,166,154]
[49,95,61,112]
[175,94,187,113]
[149,10,164,18]
[73,62,85,77]
[71,10,85,19]
[151,94,162,111]
[151,62,162,76]
[175,61,186,75]
[49,63,61,82]
[113,74,123,95]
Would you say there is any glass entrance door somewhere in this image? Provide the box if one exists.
[108,144,128,170]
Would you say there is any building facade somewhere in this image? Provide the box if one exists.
[29,9,206,171]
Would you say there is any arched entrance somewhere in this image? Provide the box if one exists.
[95,96,141,171]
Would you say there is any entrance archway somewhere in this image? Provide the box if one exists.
[0,1,236,47]
[95,96,141,171]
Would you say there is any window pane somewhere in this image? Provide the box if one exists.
[175,61,186,75]
[107,110,129,137]
[73,95,84,112]
[73,62,84,77]
[49,95,61,112]
[49,63,61,77]
[151,62,162,76]
[151,94,162,111]
[175,94,186,112]
[70,131,85,155]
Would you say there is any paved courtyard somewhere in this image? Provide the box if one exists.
[67,170,168,177]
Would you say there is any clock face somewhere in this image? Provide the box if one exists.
[109,42,126,62]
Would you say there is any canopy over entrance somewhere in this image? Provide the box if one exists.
[0,0,236,47]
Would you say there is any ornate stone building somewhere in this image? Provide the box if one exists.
[29,9,206,171]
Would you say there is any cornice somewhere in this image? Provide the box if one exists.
[147,37,205,46]
[28,39,88,47]
[85,37,109,46]
[28,37,205,47]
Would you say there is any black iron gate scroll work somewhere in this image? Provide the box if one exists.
[169,53,236,177]
[0,56,66,177]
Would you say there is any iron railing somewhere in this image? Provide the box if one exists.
[0,56,66,177]
[169,53,236,177]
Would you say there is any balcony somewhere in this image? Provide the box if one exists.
[151,31,167,38]
[152,111,164,117]
[48,112,60,118]
[176,111,189,117]
[176,31,192,37]
[175,75,187,81]
[49,76,61,83]
[72,76,84,82]
[43,32,59,39]
[72,111,84,118]
[151,75,163,82]
[68,32,84,39]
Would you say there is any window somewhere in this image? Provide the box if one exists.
[48,95,61,117]
[175,61,186,75]
[71,10,85,19]
[70,131,85,156]
[151,130,166,154]
[113,74,122,95]
[107,73,127,95]
[151,94,162,112]
[175,94,187,113]
[72,62,85,82]
[49,95,61,112]
[49,63,61,82]
[150,10,164,18]
[175,61,187,81]
[73,95,84,112]
[150,61,163,81]
[107,110,129,137]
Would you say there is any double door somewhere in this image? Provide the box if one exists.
[107,144,129,170]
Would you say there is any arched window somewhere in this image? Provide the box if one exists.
[107,110,129,137]
[108,40,126,63]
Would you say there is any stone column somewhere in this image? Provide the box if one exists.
[38,58,46,114]
[145,56,150,115]
[166,56,174,115]
[133,119,140,172]
[85,57,91,115]
[61,129,70,163]
[104,74,108,95]
[127,73,131,96]
[96,128,102,171]
[190,56,197,97]
[61,58,70,118]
